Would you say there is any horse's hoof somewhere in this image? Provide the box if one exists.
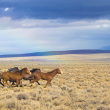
[18,85,22,87]
[43,85,46,88]
[12,85,17,87]
[29,84,32,87]
[3,87,8,89]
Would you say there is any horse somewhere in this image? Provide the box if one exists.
[30,68,63,88]
[7,67,20,85]
[24,68,41,85]
[0,67,18,86]
[29,68,41,85]
[7,67,36,86]
[0,67,40,87]
[2,67,31,87]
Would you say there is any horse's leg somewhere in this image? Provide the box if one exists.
[34,75,41,85]
[29,77,35,87]
[19,80,22,87]
[6,80,11,87]
[30,78,40,87]
[0,79,4,86]
[0,82,4,86]
[43,80,50,88]
[49,81,52,86]
[13,80,18,87]
[36,81,40,85]
[31,78,39,83]
[12,82,15,85]
[17,81,19,87]
[29,80,32,87]
[2,80,6,87]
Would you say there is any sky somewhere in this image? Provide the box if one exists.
[0,0,110,55]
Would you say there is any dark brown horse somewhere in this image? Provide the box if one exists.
[2,68,31,87]
[24,68,41,85]
[30,68,63,88]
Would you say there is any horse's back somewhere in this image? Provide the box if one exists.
[2,72,21,80]
[40,73,52,80]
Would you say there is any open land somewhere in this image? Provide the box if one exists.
[0,53,110,110]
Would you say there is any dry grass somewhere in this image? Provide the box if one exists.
[0,54,110,110]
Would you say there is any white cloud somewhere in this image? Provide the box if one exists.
[0,17,110,30]
[4,8,9,11]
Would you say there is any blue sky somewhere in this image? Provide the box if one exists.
[0,0,110,54]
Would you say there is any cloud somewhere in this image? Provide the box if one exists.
[0,19,110,55]
[0,0,110,20]
[1,17,110,29]
[4,7,9,11]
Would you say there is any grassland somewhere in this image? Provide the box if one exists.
[0,53,110,110]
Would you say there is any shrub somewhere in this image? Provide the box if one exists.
[17,93,29,100]
[6,101,15,109]
[0,101,4,109]
[97,105,106,110]
[29,92,36,97]
[53,99,61,106]
[6,95,12,99]
[13,88,21,92]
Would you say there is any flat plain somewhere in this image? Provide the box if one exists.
[0,53,110,110]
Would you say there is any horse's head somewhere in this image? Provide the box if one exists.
[22,68,31,74]
[56,68,63,74]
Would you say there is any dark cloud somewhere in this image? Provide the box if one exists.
[0,0,110,20]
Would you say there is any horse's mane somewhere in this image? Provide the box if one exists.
[8,67,19,72]
[30,68,40,73]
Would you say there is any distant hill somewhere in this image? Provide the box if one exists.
[0,50,110,58]
[100,45,110,50]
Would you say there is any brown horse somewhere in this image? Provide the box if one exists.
[24,68,41,85]
[30,68,63,88]
[2,68,31,87]
[7,67,20,85]
[0,67,20,86]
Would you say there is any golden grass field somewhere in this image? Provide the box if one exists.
[0,53,110,110]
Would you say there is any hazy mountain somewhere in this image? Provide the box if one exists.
[0,50,110,58]
[100,45,110,50]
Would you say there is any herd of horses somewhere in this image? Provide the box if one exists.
[0,67,63,88]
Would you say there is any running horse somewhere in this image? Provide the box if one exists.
[30,68,63,88]
[2,68,31,87]
[26,68,41,85]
